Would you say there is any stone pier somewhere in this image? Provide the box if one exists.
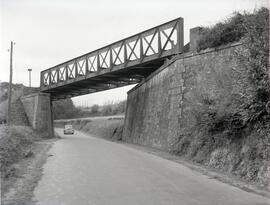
[21,92,54,138]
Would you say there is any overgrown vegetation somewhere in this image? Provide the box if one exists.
[170,7,270,187]
[239,7,270,130]
[198,7,269,136]
[0,126,42,194]
[197,7,269,51]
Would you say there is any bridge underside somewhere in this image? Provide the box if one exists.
[46,59,166,100]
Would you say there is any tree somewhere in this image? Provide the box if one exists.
[91,104,99,114]
[52,99,79,119]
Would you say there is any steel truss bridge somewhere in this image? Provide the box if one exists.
[40,18,184,100]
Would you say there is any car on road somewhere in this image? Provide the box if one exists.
[64,124,74,134]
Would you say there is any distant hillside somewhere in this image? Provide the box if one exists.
[77,101,126,117]
[0,82,39,122]
[0,82,37,103]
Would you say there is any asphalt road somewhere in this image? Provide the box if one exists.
[33,129,270,205]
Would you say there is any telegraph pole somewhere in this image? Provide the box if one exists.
[7,41,14,125]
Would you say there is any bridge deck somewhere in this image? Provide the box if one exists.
[40,18,183,100]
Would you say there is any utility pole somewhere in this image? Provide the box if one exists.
[28,68,32,87]
[7,41,14,125]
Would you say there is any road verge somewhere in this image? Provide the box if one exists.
[0,126,57,204]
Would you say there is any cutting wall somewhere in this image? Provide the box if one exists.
[123,43,246,151]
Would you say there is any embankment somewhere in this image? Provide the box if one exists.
[0,126,54,204]
[123,42,270,189]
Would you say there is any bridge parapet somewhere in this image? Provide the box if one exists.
[40,18,183,100]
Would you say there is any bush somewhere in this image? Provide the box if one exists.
[197,7,269,52]
[0,126,41,178]
[236,7,270,128]
[170,7,270,187]
[197,13,246,51]
[197,7,269,133]
[91,104,99,114]
[52,99,80,119]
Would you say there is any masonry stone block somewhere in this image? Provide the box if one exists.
[190,27,204,52]
[21,92,53,138]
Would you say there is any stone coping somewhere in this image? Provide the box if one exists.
[20,92,50,100]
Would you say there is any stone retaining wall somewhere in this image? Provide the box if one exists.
[123,43,247,151]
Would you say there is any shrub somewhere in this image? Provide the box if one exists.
[197,7,269,52]
[197,13,246,51]
[198,7,269,133]
[52,99,80,119]
[236,7,270,128]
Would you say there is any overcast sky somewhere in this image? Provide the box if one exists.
[0,0,268,106]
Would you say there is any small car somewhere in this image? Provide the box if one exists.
[64,124,74,134]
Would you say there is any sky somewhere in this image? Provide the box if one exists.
[0,0,268,106]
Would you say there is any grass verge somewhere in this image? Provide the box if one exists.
[0,125,56,204]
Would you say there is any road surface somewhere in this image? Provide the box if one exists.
[33,129,269,205]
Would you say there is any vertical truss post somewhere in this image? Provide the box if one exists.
[157,28,161,54]
[48,71,52,86]
[176,18,184,53]
[85,56,89,74]
[40,72,43,88]
[65,64,68,81]
[140,35,143,59]
[110,47,113,69]
[75,60,78,77]
[97,52,100,71]
[124,41,127,64]
[57,68,60,83]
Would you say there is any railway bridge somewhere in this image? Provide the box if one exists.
[40,18,184,100]
[21,18,184,137]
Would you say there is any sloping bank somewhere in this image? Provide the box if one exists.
[54,116,124,141]
[123,8,270,190]
[0,126,55,204]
